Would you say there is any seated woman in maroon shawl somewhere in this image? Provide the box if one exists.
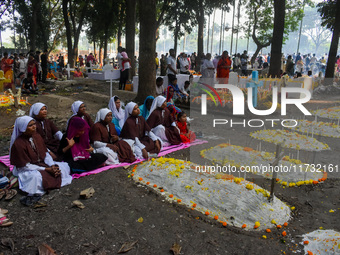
[90,108,136,164]
[146,96,182,146]
[58,117,107,174]
[67,100,94,129]
[29,102,63,158]
[10,116,72,198]
[120,102,162,159]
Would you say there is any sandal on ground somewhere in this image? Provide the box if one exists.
[0,190,5,200]
[0,208,8,214]
[5,189,17,201]
[0,214,13,227]
[20,195,41,206]
[8,176,18,189]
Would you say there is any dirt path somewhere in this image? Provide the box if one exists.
[0,78,339,255]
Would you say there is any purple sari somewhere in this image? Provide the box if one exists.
[67,117,91,161]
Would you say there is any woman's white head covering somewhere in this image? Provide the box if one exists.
[108,96,125,128]
[29,102,46,117]
[147,96,166,120]
[10,116,34,150]
[95,108,112,123]
[124,102,137,124]
[71,100,84,115]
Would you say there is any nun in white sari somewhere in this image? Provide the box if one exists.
[108,96,125,135]
[90,108,119,165]
[10,116,72,196]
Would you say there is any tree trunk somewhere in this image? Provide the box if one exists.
[99,41,103,64]
[62,0,87,67]
[325,0,340,81]
[104,30,108,60]
[117,4,123,47]
[126,0,136,79]
[135,0,156,103]
[174,28,179,55]
[30,0,42,51]
[62,0,73,65]
[93,41,96,55]
[269,0,285,77]
[196,0,204,72]
[251,46,263,65]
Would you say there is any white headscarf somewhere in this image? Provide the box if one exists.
[108,96,125,128]
[29,102,46,117]
[124,102,137,124]
[10,116,34,150]
[71,100,84,115]
[147,96,166,120]
[95,108,112,123]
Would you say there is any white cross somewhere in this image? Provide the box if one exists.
[106,79,114,98]
[86,62,99,73]
[66,64,75,80]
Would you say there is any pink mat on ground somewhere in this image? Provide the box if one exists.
[0,139,208,179]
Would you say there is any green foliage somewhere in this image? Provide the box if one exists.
[243,0,311,46]
[85,0,122,44]
[317,0,337,31]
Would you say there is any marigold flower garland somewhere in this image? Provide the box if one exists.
[285,119,340,138]
[250,129,330,151]
[131,158,291,231]
[200,144,326,185]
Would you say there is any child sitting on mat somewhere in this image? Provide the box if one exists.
[176,112,196,144]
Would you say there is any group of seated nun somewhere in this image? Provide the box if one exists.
[10,95,194,200]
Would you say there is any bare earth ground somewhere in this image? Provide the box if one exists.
[0,78,339,255]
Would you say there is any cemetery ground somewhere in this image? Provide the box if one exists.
[0,78,339,255]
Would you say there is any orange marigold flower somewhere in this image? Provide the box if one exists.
[192,203,197,208]
[222,222,227,227]
[266,229,271,233]
[131,173,134,177]
[276,178,280,182]
[160,189,164,192]
[282,231,287,236]
[283,222,288,227]
[254,225,259,229]
[177,199,181,203]
[132,169,135,172]
[321,178,326,182]
[146,182,150,185]
[153,184,157,188]
[195,217,199,220]
[277,225,282,229]
[242,224,247,228]
[191,208,194,210]
[139,177,143,181]
[307,251,313,255]
[313,180,318,185]
[304,240,309,245]
[205,211,210,215]
[243,147,253,151]
[214,215,219,220]
[169,194,173,198]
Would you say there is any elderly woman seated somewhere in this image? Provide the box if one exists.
[58,117,107,173]
[90,108,136,164]
[146,96,182,146]
[120,102,162,159]
[29,102,63,158]
[10,116,72,204]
